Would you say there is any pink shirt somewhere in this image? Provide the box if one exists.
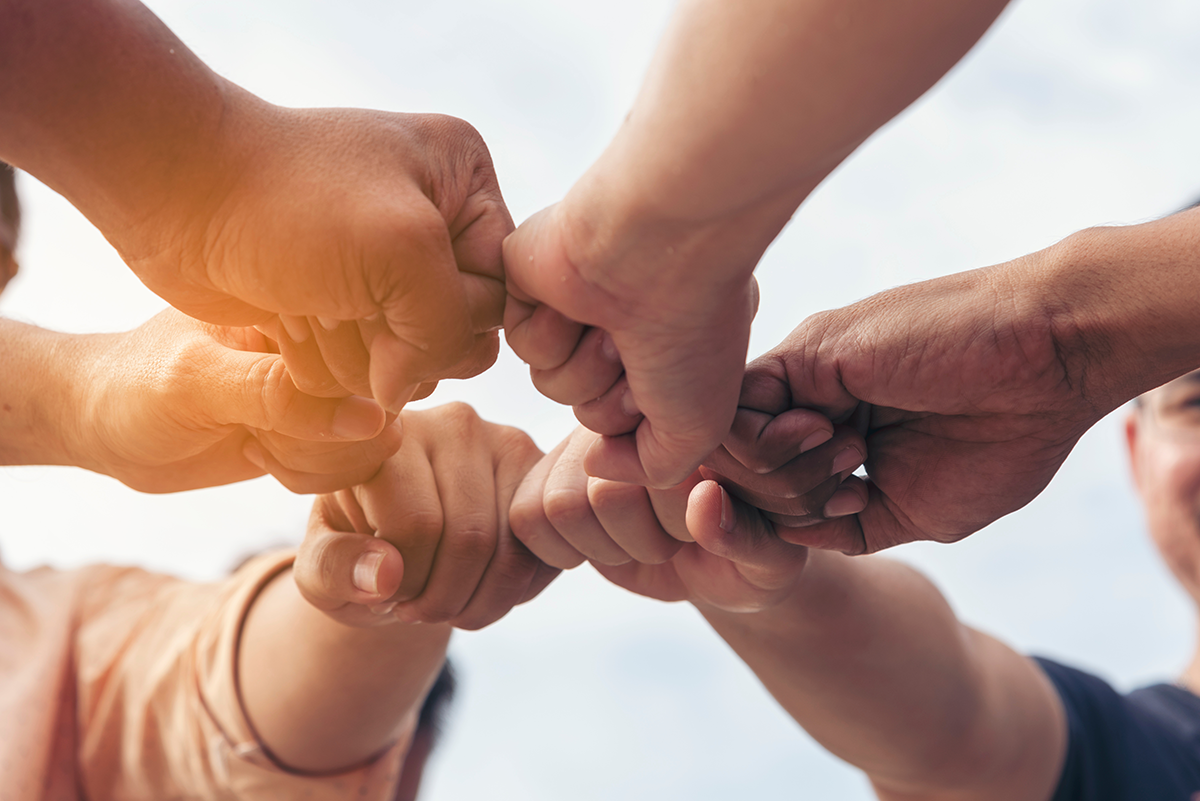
[0,550,408,800]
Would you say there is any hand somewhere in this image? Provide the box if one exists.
[296,403,559,631]
[121,104,511,412]
[510,427,812,613]
[79,309,401,493]
[720,256,1122,554]
[503,201,768,489]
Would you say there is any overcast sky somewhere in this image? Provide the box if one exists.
[4,0,1200,798]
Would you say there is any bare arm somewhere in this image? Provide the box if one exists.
[239,404,554,772]
[504,0,1013,487]
[703,550,1065,801]
[513,427,1066,801]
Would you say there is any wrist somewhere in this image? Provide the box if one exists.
[556,155,810,327]
[1022,216,1200,413]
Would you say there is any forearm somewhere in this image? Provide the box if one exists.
[238,568,451,773]
[0,0,258,257]
[567,0,1011,283]
[700,551,1063,799]
[1034,208,1200,411]
[0,318,105,468]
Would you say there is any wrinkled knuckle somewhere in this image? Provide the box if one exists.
[446,520,498,565]
[543,487,590,530]
[247,356,297,430]
[396,508,445,543]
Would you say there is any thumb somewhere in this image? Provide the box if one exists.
[685,480,809,593]
[502,206,588,371]
[297,509,405,612]
[209,349,387,442]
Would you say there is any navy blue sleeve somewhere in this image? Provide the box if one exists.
[1034,657,1200,801]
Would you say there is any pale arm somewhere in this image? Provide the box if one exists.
[702,550,1066,801]
[237,566,450,772]
[505,0,1013,487]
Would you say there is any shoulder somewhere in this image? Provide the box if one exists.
[1033,657,1200,801]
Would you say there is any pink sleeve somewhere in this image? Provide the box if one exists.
[73,551,409,801]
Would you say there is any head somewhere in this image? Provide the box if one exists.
[393,659,457,801]
[0,162,18,296]
[1126,369,1200,603]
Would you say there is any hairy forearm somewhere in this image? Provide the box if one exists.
[0,0,257,256]
[0,318,106,468]
[569,0,1011,282]
[238,569,451,773]
[700,551,1063,800]
[1035,208,1200,412]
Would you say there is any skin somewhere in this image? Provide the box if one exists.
[503,0,1013,489]
[513,426,1070,800]
[0,0,510,414]
[515,371,1200,800]
[715,208,1200,554]
[239,404,556,774]
[1126,372,1200,691]
[0,310,402,493]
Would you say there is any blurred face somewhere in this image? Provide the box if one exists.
[1127,370,1200,603]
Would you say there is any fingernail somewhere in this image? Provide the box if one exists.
[799,429,833,454]
[317,316,340,331]
[369,601,397,616]
[621,388,641,418]
[824,488,865,518]
[242,440,266,471]
[280,315,311,343]
[719,485,735,533]
[392,605,423,624]
[353,551,384,595]
[831,448,863,477]
[332,396,384,440]
[600,332,620,362]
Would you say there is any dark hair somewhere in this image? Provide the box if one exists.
[0,162,18,251]
[416,659,457,748]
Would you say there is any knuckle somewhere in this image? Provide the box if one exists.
[543,487,591,530]
[246,356,297,430]
[445,518,498,564]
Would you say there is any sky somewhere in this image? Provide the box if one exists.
[3,0,1200,798]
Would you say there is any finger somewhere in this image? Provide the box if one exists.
[774,476,871,553]
[587,478,683,565]
[509,438,587,569]
[297,523,405,609]
[249,422,403,478]
[591,559,690,603]
[242,436,393,494]
[685,481,809,594]
[720,406,835,474]
[369,205,475,411]
[519,561,562,605]
[393,433,499,624]
[646,474,702,543]
[279,314,312,344]
[360,436,446,602]
[573,374,642,437]
[531,327,625,406]
[543,432,632,566]
[208,350,387,442]
[503,300,585,371]
[310,318,374,398]
[430,332,500,381]
[704,427,866,517]
[273,323,348,398]
[448,532,543,631]
[411,381,439,402]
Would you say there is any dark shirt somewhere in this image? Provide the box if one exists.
[1036,657,1200,801]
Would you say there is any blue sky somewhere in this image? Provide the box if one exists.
[3,0,1200,798]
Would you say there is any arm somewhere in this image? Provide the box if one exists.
[512,427,1065,801]
[714,206,1200,554]
[0,310,399,492]
[503,0,1012,487]
[0,0,509,410]
[703,550,1065,801]
[239,403,555,771]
